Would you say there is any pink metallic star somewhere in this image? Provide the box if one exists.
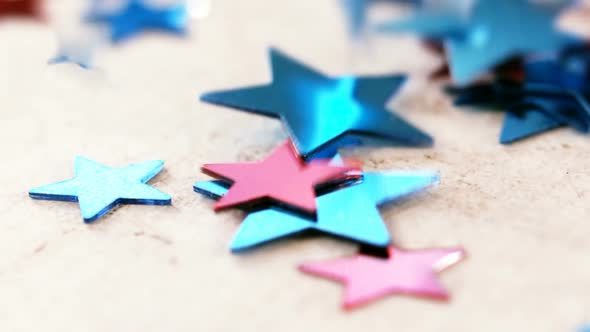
[202,140,354,214]
[299,246,466,309]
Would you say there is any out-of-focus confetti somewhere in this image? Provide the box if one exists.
[29,156,171,223]
[194,170,438,252]
[378,0,578,84]
[0,0,41,19]
[448,46,590,143]
[201,48,433,159]
[299,246,466,309]
[202,140,354,214]
[86,0,189,43]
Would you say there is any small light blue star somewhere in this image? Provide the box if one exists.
[194,171,438,252]
[29,156,171,223]
[378,0,577,84]
[86,0,188,43]
[201,48,433,159]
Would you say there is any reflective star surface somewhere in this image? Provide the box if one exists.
[201,48,433,159]
[194,171,438,251]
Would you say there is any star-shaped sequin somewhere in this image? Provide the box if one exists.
[202,140,354,214]
[0,0,41,19]
[200,48,433,159]
[194,171,438,251]
[29,156,171,223]
[299,246,465,309]
[378,0,576,84]
[86,0,188,43]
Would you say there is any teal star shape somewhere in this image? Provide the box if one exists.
[201,48,433,158]
[194,171,438,251]
[29,156,171,223]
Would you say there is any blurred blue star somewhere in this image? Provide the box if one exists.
[194,171,438,252]
[201,48,433,159]
[29,156,171,223]
[448,50,590,143]
[578,324,590,332]
[378,0,576,84]
[87,0,188,43]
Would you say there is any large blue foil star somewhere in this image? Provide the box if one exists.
[29,156,171,223]
[201,48,433,159]
[194,171,438,252]
[378,0,576,84]
[87,0,188,43]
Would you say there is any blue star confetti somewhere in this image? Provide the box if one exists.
[200,48,433,159]
[29,156,171,223]
[378,0,577,84]
[448,47,590,143]
[86,0,188,43]
[194,171,438,252]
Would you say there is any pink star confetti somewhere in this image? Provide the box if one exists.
[299,246,466,309]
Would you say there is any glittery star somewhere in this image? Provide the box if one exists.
[378,0,576,84]
[194,171,438,251]
[299,246,465,309]
[200,48,433,159]
[29,156,171,223]
[202,140,354,214]
[86,0,188,43]
[0,0,41,19]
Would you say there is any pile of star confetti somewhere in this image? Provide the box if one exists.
[0,0,586,319]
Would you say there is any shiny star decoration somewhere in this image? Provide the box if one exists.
[448,47,590,143]
[0,0,41,19]
[200,48,433,159]
[194,170,438,251]
[29,156,171,223]
[299,246,465,309]
[202,140,354,214]
[377,0,577,84]
[86,0,188,43]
